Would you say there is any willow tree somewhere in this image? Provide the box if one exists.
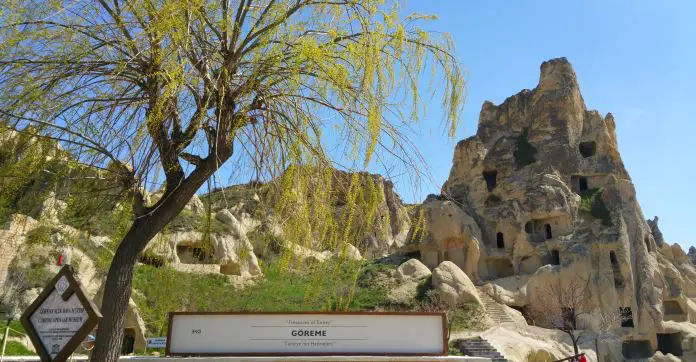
[0,0,464,360]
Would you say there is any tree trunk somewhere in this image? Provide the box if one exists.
[90,156,226,362]
[89,222,148,362]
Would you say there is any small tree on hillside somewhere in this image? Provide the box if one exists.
[0,1,465,361]
[528,276,600,356]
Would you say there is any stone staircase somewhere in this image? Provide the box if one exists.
[453,336,509,362]
[477,287,515,324]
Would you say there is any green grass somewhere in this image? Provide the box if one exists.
[579,188,612,226]
[133,259,395,337]
[514,128,537,169]
[449,304,488,332]
[0,341,34,355]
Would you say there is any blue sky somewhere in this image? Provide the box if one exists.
[388,1,696,248]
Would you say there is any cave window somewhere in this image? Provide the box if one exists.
[483,170,498,192]
[619,307,634,328]
[657,333,684,356]
[610,251,619,266]
[525,221,533,234]
[579,177,588,192]
[496,232,505,249]
[551,250,560,265]
[545,223,553,239]
[579,141,597,158]
[645,236,652,252]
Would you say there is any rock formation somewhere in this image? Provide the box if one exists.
[402,57,696,360]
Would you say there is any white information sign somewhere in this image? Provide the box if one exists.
[21,265,102,362]
[28,276,89,359]
[167,312,446,356]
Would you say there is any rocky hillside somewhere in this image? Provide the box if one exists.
[2,58,696,362]
[398,58,696,361]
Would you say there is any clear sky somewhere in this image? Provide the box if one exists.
[390,1,696,249]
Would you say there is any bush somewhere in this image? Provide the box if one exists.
[24,225,55,246]
[514,128,537,169]
[579,188,612,226]
[133,259,395,337]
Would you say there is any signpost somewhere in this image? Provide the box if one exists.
[20,265,102,362]
[167,312,447,356]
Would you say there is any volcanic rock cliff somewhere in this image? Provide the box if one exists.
[401,57,696,360]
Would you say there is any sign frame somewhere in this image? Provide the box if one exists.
[20,265,102,362]
[166,311,448,357]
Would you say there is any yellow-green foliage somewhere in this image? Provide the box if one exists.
[1,0,465,312]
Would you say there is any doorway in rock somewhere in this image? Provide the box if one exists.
[657,332,683,356]
[483,170,498,192]
[544,224,552,239]
[496,232,505,249]
[121,328,136,355]
[551,250,560,265]
[579,177,588,191]
[610,251,618,265]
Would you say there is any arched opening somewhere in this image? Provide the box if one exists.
[551,250,560,266]
[579,141,597,158]
[619,307,634,327]
[496,232,505,249]
[482,170,498,192]
[524,221,533,234]
[121,328,136,355]
[645,235,652,252]
[657,332,683,356]
[544,224,552,239]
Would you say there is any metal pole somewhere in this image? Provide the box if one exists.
[1,318,12,362]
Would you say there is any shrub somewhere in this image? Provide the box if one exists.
[514,128,537,169]
[579,188,612,226]
[24,225,54,246]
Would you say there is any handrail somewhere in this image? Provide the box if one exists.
[553,353,585,362]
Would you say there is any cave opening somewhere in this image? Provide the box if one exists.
[621,340,653,359]
[483,170,498,192]
[610,251,618,265]
[176,245,214,264]
[579,141,597,158]
[657,332,683,356]
[645,235,652,252]
[551,250,560,266]
[619,307,634,327]
[121,328,136,355]
[496,232,505,249]
[138,253,165,268]
[525,221,533,234]
[579,177,588,191]
[545,223,553,239]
